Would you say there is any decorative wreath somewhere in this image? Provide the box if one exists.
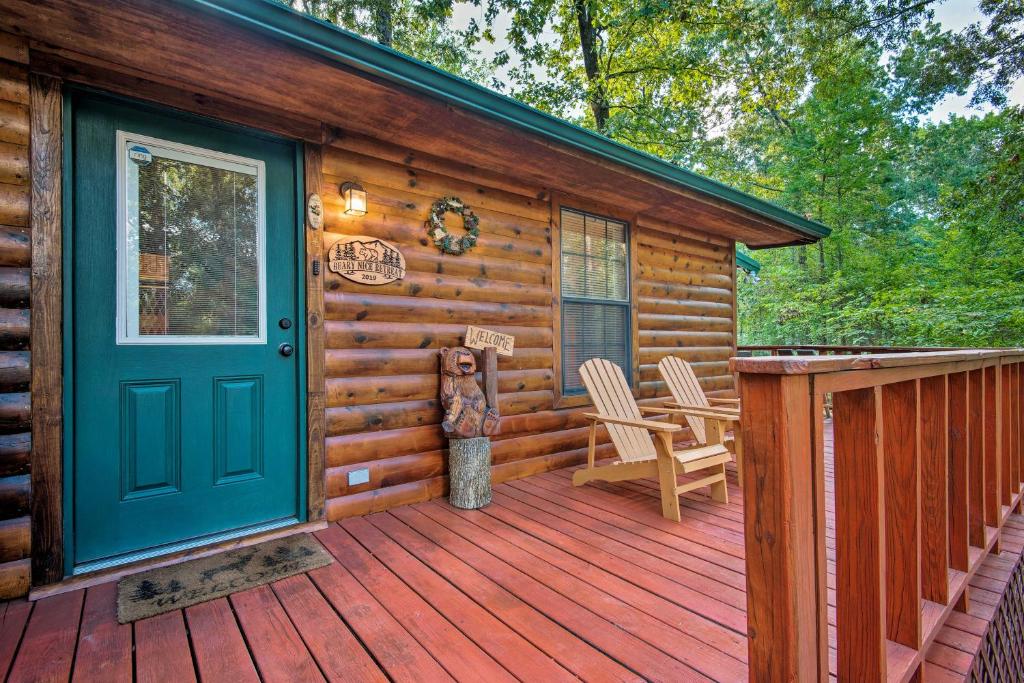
[427,196,480,256]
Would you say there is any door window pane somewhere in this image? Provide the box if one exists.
[118,133,266,344]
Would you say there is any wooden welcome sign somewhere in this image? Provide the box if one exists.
[465,325,515,356]
[328,235,406,285]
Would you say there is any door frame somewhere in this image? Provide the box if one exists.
[50,86,309,580]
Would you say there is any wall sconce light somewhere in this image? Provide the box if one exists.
[341,182,367,216]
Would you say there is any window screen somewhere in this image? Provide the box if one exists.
[560,207,630,394]
[118,132,266,344]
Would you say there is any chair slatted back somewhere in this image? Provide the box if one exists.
[580,359,657,462]
[658,356,709,444]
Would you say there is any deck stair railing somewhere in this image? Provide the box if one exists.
[733,349,1024,681]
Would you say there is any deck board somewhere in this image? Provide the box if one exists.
[8,590,82,683]
[184,598,261,683]
[72,583,131,683]
[2,424,1022,682]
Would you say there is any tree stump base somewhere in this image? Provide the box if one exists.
[448,437,492,509]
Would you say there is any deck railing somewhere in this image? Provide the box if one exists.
[733,349,1024,681]
[738,344,961,356]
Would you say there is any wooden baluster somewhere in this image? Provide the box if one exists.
[983,365,1001,529]
[882,381,922,649]
[947,372,970,572]
[1012,363,1019,493]
[738,372,827,681]
[1018,362,1023,497]
[1002,362,1014,506]
[920,375,949,605]
[968,369,987,544]
[834,387,886,681]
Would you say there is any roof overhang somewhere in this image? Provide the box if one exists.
[184,0,829,244]
[2,0,829,246]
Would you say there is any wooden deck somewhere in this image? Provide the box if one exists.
[1,425,1022,682]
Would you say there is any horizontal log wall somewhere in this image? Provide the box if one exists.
[321,139,737,520]
[0,33,31,598]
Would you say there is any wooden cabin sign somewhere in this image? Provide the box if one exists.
[465,325,515,356]
[327,235,406,285]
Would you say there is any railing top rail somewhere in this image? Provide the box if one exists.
[738,344,961,352]
[732,348,1024,375]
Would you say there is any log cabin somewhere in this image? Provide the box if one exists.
[0,0,828,595]
[0,1,1022,681]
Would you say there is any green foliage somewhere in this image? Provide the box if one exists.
[287,0,1024,349]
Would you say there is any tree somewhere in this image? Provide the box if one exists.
[284,0,493,82]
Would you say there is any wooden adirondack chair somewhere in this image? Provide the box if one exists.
[657,355,743,482]
[573,358,732,521]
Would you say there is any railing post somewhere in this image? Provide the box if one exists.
[947,372,970,573]
[834,387,887,681]
[968,369,987,546]
[738,371,827,682]
[983,365,1001,530]
[1016,362,1023,505]
[881,380,922,648]
[920,374,949,605]
[1002,361,1017,505]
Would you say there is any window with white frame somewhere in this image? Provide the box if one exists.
[560,206,630,394]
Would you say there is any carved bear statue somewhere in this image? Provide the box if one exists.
[439,347,500,438]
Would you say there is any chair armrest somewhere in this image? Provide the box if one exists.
[708,397,741,405]
[582,413,681,433]
[656,404,740,422]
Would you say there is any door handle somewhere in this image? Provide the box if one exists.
[278,343,294,357]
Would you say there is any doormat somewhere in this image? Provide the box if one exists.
[116,534,333,623]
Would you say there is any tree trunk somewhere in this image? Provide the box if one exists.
[448,437,492,509]
[371,0,394,47]
[573,0,609,132]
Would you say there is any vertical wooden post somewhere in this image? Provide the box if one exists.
[983,365,1001,526]
[967,369,986,545]
[738,372,827,682]
[481,347,498,416]
[947,372,970,571]
[1002,362,1014,506]
[1016,363,1023,498]
[881,381,921,648]
[29,74,64,586]
[1015,362,1023,499]
[834,387,886,681]
[920,375,949,605]
[304,141,325,521]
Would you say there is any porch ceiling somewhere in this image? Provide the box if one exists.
[1,0,826,247]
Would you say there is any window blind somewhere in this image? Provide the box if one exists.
[560,207,630,394]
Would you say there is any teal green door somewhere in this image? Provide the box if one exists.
[70,92,302,571]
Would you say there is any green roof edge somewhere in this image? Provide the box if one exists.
[183,0,830,241]
[736,251,761,274]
